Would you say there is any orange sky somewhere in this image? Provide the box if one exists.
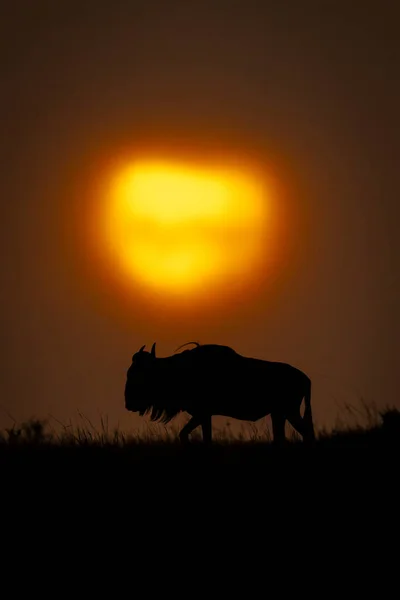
[0,1,398,434]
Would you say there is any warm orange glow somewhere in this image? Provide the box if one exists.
[97,159,274,303]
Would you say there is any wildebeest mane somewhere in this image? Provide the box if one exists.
[174,340,200,353]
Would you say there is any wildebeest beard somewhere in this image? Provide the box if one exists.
[125,367,182,423]
[142,403,182,424]
[133,380,182,423]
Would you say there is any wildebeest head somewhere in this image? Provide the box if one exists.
[124,342,183,424]
[124,343,157,414]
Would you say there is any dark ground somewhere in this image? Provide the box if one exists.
[1,411,398,580]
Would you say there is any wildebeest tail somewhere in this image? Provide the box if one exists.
[303,377,315,441]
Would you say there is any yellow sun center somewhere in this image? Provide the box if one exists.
[100,160,269,299]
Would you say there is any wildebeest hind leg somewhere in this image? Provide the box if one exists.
[179,416,201,443]
[286,410,305,441]
[287,410,315,445]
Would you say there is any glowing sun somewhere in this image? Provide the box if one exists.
[99,159,271,300]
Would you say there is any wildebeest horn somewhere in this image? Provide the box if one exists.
[151,342,156,358]
[139,345,146,353]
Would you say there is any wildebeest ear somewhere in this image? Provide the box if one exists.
[151,342,156,358]
[139,345,146,353]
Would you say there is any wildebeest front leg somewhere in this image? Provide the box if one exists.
[271,412,286,446]
[201,415,212,444]
[179,416,201,443]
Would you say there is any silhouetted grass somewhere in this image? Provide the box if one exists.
[1,404,398,458]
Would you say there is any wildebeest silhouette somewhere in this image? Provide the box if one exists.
[124,342,316,444]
